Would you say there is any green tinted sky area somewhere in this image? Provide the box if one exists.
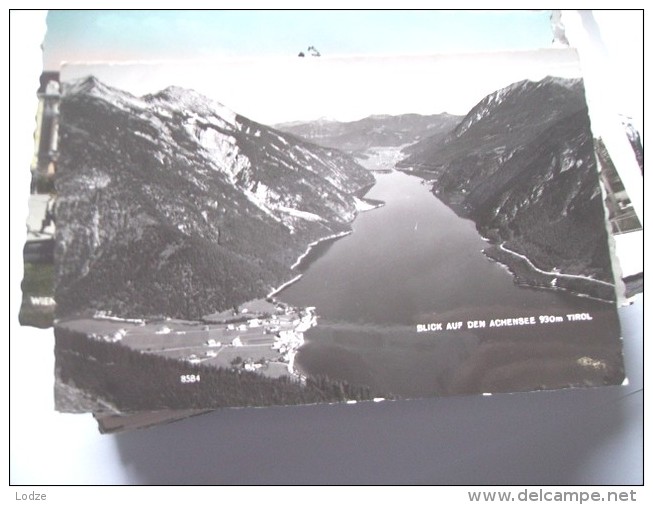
[44,10,553,70]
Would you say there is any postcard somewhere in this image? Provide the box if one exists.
[49,49,628,415]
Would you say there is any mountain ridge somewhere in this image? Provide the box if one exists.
[397,76,616,300]
[275,112,463,155]
[55,77,374,319]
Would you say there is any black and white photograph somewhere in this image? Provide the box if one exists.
[10,9,645,489]
[52,48,627,415]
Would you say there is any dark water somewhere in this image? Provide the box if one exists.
[278,170,623,397]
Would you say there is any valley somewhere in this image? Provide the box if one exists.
[53,74,624,411]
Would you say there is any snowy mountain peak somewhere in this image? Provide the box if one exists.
[63,76,239,128]
[539,75,582,90]
[63,75,150,113]
[453,76,583,139]
[145,86,238,127]
[64,75,114,97]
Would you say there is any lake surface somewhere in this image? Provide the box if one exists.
[278,168,623,398]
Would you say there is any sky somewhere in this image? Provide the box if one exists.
[60,49,582,125]
[46,10,574,124]
[44,10,555,70]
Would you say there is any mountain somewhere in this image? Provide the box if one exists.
[398,77,616,300]
[55,76,374,319]
[276,113,462,154]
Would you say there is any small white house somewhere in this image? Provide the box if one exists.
[244,362,263,372]
[109,328,127,342]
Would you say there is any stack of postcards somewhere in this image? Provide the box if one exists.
[19,11,643,434]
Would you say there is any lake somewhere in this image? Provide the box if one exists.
[278,167,623,398]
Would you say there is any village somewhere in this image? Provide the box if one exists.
[57,298,317,381]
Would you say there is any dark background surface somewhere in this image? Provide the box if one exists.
[110,298,642,484]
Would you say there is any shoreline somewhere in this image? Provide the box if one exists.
[286,186,384,274]
[400,167,617,303]
[496,242,615,287]
[266,190,385,375]
[289,230,353,271]
[267,274,304,298]
[354,196,385,212]
[483,243,616,303]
